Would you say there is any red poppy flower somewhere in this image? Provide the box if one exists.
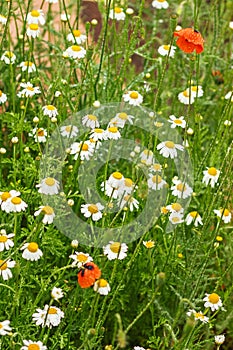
[78,262,101,288]
[174,28,204,54]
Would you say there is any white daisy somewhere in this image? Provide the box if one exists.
[19,61,36,73]
[64,45,86,59]
[203,293,223,311]
[81,202,104,221]
[168,115,186,128]
[60,125,79,138]
[51,287,64,301]
[103,241,128,260]
[140,149,154,166]
[108,172,125,188]
[190,85,204,98]
[60,13,70,22]
[152,0,169,9]
[118,178,135,195]
[89,128,107,141]
[0,15,7,25]
[0,190,20,209]
[157,141,184,158]
[225,91,233,101]
[169,212,184,225]
[0,259,16,280]
[32,305,64,328]
[147,174,167,190]
[186,309,209,323]
[185,211,203,226]
[27,9,45,25]
[149,163,162,174]
[21,339,47,350]
[42,105,58,118]
[2,196,28,213]
[178,90,195,105]
[1,51,16,64]
[34,206,55,224]
[109,112,134,128]
[69,251,93,268]
[215,335,225,345]
[21,242,43,261]
[82,114,100,129]
[158,45,176,57]
[70,141,95,161]
[26,24,40,38]
[122,90,143,106]
[29,127,47,143]
[36,177,60,195]
[214,208,231,224]
[0,320,12,335]
[94,279,111,295]
[100,180,119,199]
[67,29,87,44]
[0,90,7,104]
[0,230,14,251]
[118,195,139,211]
[109,7,126,21]
[105,126,121,140]
[166,202,184,214]
[17,82,41,98]
[171,179,193,199]
[202,167,220,188]
[134,347,145,350]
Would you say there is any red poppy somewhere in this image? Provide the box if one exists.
[174,28,204,54]
[78,262,101,288]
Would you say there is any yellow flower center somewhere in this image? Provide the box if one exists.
[0,90,2,97]
[124,178,133,187]
[208,293,220,304]
[0,323,2,329]
[27,242,38,253]
[28,344,40,350]
[190,211,198,218]
[37,128,44,136]
[176,183,187,192]
[207,167,217,176]
[171,216,180,223]
[1,192,11,201]
[24,61,33,66]
[0,260,7,270]
[118,112,128,120]
[143,149,153,156]
[48,307,57,314]
[194,312,204,319]
[26,86,35,91]
[174,119,182,124]
[42,206,54,215]
[221,209,230,216]
[165,141,175,149]
[11,197,22,205]
[29,23,39,31]
[108,127,118,133]
[112,171,123,180]
[87,114,97,121]
[31,10,40,17]
[77,253,88,262]
[163,45,170,50]
[145,241,155,248]
[73,29,81,37]
[158,0,165,2]
[71,45,81,52]
[46,105,56,110]
[88,204,99,214]
[98,278,108,287]
[6,51,13,58]
[183,90,189,98]
[94,128,104,133]
[191,86,198,92]
[216,236,223,242]
[153,163,161,171]
[0,236,7,243]
[171,203,182,212]
[155,122,164,127]
[45,177,56,186]
[65,125,72,132]
[129,92,139,99]
[114,7,122,13]
[110,242,121,254]
[152,175,162,184]
[81,143,89,151]
[161,206,169,214]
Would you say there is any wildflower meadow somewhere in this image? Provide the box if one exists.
[0,0,233,349]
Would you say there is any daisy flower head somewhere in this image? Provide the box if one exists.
[190,85,204,98]
[0,90,7,104]
[32,305,64,328]
[34,205,55,224]
[100,180,119,199]
[0,15,7,25]
[203,293,223,311]
[70,141,95,161]
[202,167,220,188]
[0,190,20,209]
[60,125,79,138]
[109,112,134,128]
[185,211,203,226]
[26,23,40,38]
[82,114,100,129]
[186,309,209,323]
[168,115,186,129]
[105,126,121,140]
[215,335,225,345]
[178,89,195,105]
[36,177,60,195]
[3,196,28,213]
[51,287,64,301]
[69,251,93,268]
[118,178,135,195]
[158,45,176,57]
[0,259,16,280]
[171,179,193,199]
[67,29,87,44]
[27,9,45,25]
[152,0,169,9]
[169,212,184,225]
[1,51,16,64]
[103,241,128,260]
[157,141,184,159]
[134,347,145,350]
[0,320,12,335]
[143,240,155,249]
[17,82,41,98]
[94,279,111,295]
[224,91,233,102]
[149,163,162,173]
[21,242,43,261]
[90,128,107,141]
[21,340,47,350]
[81,202,104,221]
[0,230,14,251]
[42,105,58,118]
[174,28,204,54]
[166,202,184,214]
[214,208,232,224]
[64,45,86,59]
[108,172,125,189]
[29,127,47,143]
[122,91,143,106]
[109,7,126,21]
[118,195,139,211]
[147,174,167,191]
[60,12,70,22]
[140,149,154,166]
[19,61,36,73]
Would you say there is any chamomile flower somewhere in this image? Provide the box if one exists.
[166,202,184,214]
[42,105,58,118]
[19,61,36,73]
[60,13,70,22]
[1,51,16,64]
[109,7,126,21]
[17,82,41,98]
[0,90,7,104]
[178,90,195,105]
[34,206,55,224]
[105,126,121,140]
[0,259,16,280]
[143,240,155,249]
[64,45,86,59]
[103,241,128,260]
[108,172,125,188]
[51,287,64,301]
[27,9,45,25]
[32,305,64,328]
[90,128,107,141]
[36,177,60,195]
[0,190,20,209]
[122,90,143,106]
[169,212,184,225]
[118,178,135,195]
[21,242,43,261]
[0,230,14,251]
[185,211,203,226]
[118,195,139,211]
[158,45,176,57]
[21,340,47,350]
[224,91,233,101]
[81,203,104,221]
[140,149,154,166]
[186,309,209,323]
[82,114,100,128]
[147,174,167,190]
[0,15,7,25]
[67,29,87,44]
[157,141,184,159]
[168,115,186,128]
[94,279,111,295]
[152,0,169,9]
[60,125,79,138]
[26,24,40,38]
[100,180,119,199]
[3,196,28,213]
[215,335,225,345]
[214,208,232,223]
[70,141,95,161]
[29,127,47,143]
[134,347,145,350]
[0,320,12,335]
[203,293,223,311]
[171,179,193,199]
[190,85,204,98]
[69,251,93,268]
[202,167,220,188]
[109,112,134,128]
[149,163,162,173]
